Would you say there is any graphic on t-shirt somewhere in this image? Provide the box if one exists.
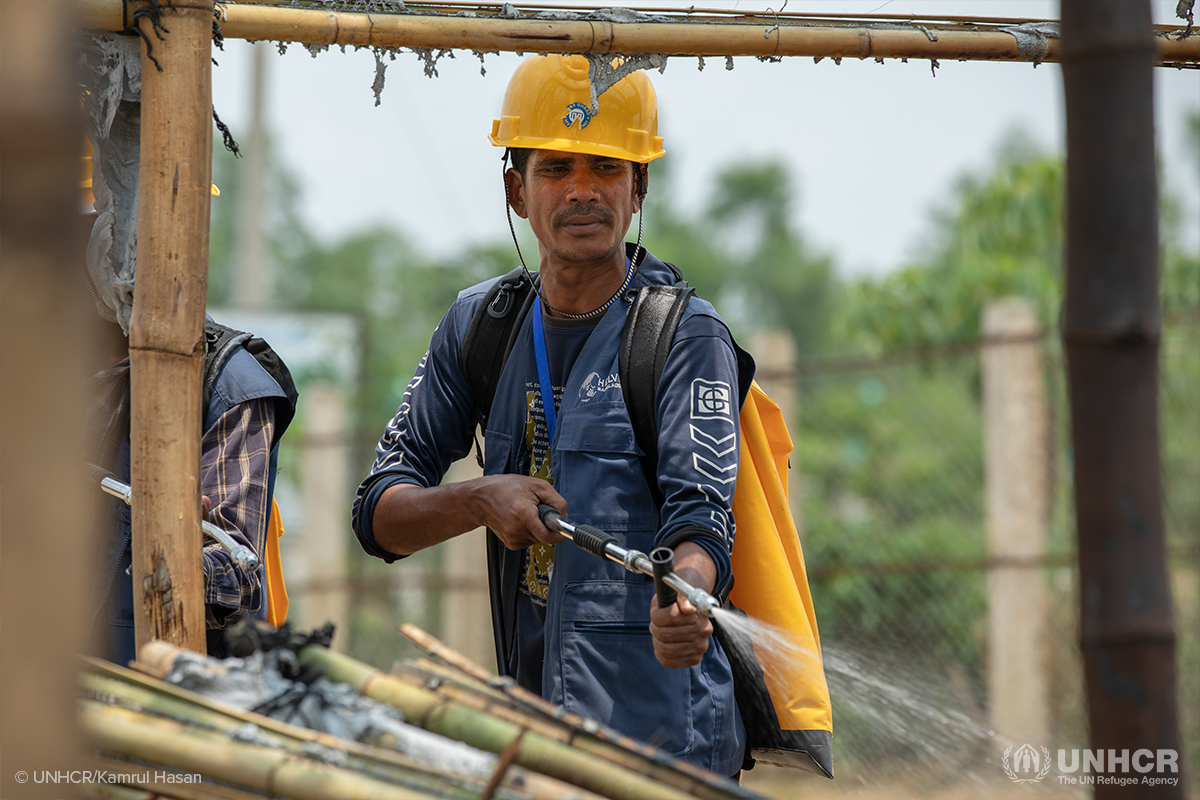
[521,387,555,605]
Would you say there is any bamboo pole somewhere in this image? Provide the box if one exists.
[80,701,439,800]
[75,0,1199,65]
[83,656,568,800]
[82,674,483,800]
[396,660,757,800]
[129,0,214,653]
[1060,2,1182,798]
[396,624,756,800]
[0,2,91,799]
[82,781,192,800]
[298,644,721,800]
[92,754,269,800]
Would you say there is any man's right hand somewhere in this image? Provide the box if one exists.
[473,474,567,550]
[375,475,566,556]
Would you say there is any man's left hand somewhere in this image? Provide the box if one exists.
[648,542,716,669]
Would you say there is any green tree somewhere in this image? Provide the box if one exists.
[643,158,835,355]
[836,132,1064,353]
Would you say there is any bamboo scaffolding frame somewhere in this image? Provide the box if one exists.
[75,0,1200,66]
[296,644,741,800]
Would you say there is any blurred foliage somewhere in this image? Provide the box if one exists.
[834,132,1064,353]
[643,157,835,356]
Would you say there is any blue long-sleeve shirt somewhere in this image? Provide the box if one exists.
[352,250,750,775]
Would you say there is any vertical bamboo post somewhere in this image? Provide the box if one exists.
[981,298,1049,746]
[0,2,90,795]
[1061,2,1182,797]
[129,0,214,653]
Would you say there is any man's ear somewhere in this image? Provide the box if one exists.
[505,167,528,219]
[632,163,648,213]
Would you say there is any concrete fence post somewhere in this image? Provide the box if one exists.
[981,297,1050,745]
[748,329,802,538]
[298,382,351,651]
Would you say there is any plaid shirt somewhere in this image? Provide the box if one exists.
[89,359,274,628]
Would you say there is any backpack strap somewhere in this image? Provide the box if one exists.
[203,320,299,445]
[203,321,252,422]
[461,268,538,465]
[243,336,299,438]
[619,282,694,507]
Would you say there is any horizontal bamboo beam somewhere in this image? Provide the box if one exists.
[75,0,1199,65]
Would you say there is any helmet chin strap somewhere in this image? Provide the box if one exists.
[502,148,645,322]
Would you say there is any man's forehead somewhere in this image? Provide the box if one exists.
[532,151,629,167]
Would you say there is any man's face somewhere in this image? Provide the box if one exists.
[506,150,642,270]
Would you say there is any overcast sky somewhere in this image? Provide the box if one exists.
[210,0,1199,277]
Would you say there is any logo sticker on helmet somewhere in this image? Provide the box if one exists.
[563,102,591,130]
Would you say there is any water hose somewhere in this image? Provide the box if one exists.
[536,505,718,617]
[87,464,260,573]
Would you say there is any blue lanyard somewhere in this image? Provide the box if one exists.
[531,257,630,443]
[531,296,558,443]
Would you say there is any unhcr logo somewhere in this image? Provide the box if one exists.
[997,745,1181,787]
[1003,744,1051,783]
[563,102,591,130]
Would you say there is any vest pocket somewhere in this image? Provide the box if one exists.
[558,580,697,758]
[554,404,654,530]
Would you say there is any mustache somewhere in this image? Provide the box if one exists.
[553,203,614,228]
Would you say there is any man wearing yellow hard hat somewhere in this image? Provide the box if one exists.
[353,54,751,777]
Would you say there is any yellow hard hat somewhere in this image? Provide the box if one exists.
[490,54,664,164]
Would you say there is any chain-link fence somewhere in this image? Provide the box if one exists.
[783,315,1199,797]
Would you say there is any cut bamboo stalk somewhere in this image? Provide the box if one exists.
[74,0,1200,65]
[83,672,485,800]
[80,700,438,800]
[82,781,191,800]
[93,754,264,800]
[397,623,755,800]
[394,661,756,800]
[298,645,719,800]
[129,0,214,653]
[87,654,569,800]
